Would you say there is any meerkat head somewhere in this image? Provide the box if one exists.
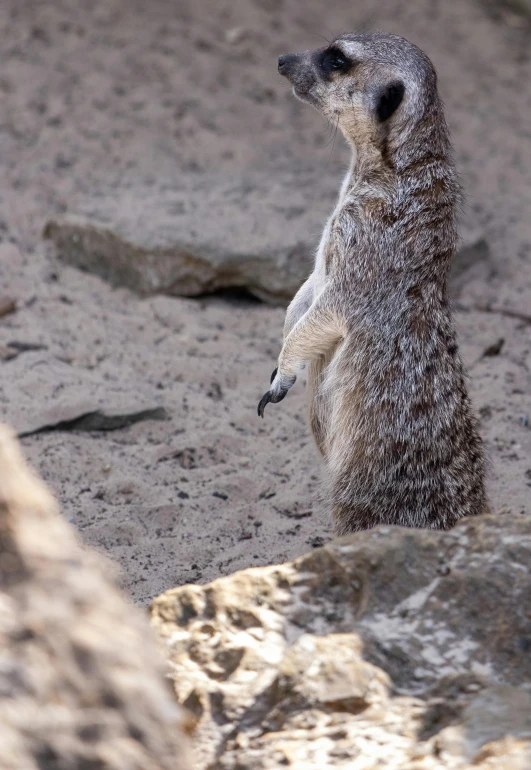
[278,33,439,155]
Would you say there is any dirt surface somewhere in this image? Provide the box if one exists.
[0,0,530,604]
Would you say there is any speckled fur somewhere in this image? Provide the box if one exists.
[259,33,489,533]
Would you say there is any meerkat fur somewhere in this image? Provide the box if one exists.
[258,33,489,534]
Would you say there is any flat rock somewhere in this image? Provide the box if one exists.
[18,404,168,437]
[151,514,531,769]
[44,167,341,304]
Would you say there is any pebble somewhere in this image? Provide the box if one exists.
[0,296,16,319]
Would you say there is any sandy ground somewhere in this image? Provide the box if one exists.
[1,0,530,604]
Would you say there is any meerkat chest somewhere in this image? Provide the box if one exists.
[314,167,361,294]
[314,205,357,291]
[314,217,335,292]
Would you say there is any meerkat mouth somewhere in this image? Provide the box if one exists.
[291,84,318,107]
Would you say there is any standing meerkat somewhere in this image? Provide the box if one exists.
[258,33,489,534]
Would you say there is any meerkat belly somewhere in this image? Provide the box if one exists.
[306,219,342,453]
[307,345,338,455]
[324,322,488,532]
[313,187,349,293]
[307,327,348,455]
[313,233,332,295]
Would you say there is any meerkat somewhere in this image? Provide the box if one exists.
[257,33,489,534]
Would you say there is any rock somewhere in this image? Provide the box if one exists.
[0,342,48,363]
[0,425,191,770]
[18,404,168,437]
[6,341,48,353]
[482,337,505,357]
[43,167,340,304]
[0,345,18,362]
[151,515,531,769]
[0,296,16,319]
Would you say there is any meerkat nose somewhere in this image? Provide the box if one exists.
[278,53,297,74]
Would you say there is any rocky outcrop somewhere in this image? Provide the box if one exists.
[0,425,190,770]
[151,515,531,769]
[44,167,340,304]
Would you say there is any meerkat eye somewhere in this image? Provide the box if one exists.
[329,53,347,69]
[320,47,352,76]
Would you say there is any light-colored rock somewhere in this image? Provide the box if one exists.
[0,425,191,770]
[44,167,340,304]
[151,515,531,769]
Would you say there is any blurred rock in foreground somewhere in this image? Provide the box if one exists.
[151,515,531,769]
[0,425,190,770]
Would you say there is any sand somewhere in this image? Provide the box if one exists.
[0,0,530,604]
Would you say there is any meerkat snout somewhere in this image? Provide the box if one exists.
[278,53,299,73]
[278,49,319,107]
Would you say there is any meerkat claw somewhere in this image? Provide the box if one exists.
[257,368,281,417]
[258,391,272,418]
[257,380,292,418]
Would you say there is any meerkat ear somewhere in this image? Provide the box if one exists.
[375,81,405,122]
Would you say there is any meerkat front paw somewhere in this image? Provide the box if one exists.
[257,369,296,418]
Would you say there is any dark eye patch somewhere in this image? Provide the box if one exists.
[376,81,405,122]
[319,46,353,78]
